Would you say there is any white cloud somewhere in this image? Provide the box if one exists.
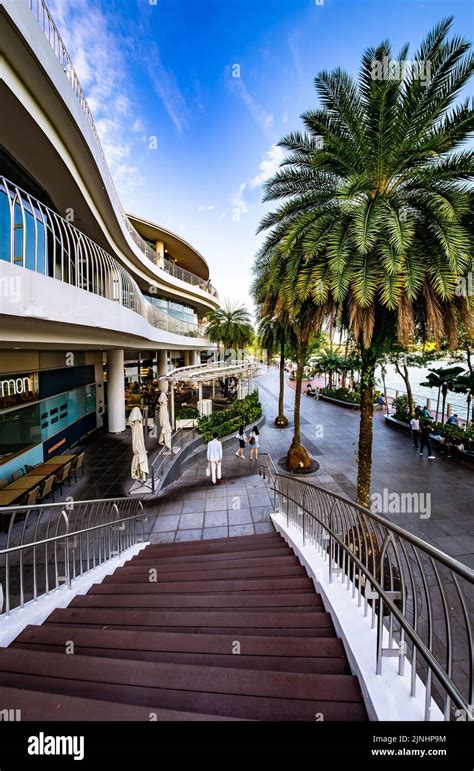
[198,204,216,212]
[226,73,274,138]
[231,144,283,219]
[248,145,284,189]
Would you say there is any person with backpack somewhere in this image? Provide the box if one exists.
[235,425,247,459]
[248,425,260,461]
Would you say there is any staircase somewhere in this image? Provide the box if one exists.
[0,533,367,721]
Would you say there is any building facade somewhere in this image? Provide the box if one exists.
[0,0,219,474]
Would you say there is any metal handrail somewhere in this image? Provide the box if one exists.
[0,496,146,616]
[25,0,217,299]
[0,175,209,340]
[258,454,473,721]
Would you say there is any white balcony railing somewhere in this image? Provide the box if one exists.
[0,175,208,340]
[25,0,217,299]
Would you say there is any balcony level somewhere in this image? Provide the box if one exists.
[0,0,219,313]
[0,175,212,352]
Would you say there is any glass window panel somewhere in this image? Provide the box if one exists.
[0,403,41,464]
[0,190,10,263]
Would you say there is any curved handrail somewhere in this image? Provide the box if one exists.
[25,0,217,298]
[0,497,146,615]
[0,175,209,339]
[258,453,473,720]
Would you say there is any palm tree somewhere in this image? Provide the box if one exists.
[206,302,254,358]
[421,365,465,423]
[257,18,473,506]
[451,372,474,426]
[313,350,346,389]
[257,313,291,427]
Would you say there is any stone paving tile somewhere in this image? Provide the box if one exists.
[229,524,255,537]
[205,497,228,511]
[255,523,275,534]
[203,526,229,540]
[229,509,253,525]
[179,513,205,530]
[149,532,175,544]
[251,507,272,523]
[175,529,203,542]
[151,515,180,533]
[181,499,205,514]
[204,511,228,528]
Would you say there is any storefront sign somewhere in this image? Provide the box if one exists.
[0,373,38,408]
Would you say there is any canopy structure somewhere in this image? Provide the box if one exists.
[159,359,258,428]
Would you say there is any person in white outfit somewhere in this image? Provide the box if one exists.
[207,431,223,485]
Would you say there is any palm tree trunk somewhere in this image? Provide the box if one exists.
[436,387,441,422]
[441,389,447,424]
[276,336,288,427]
[357,352,376,508]
[287,343,311,470]
[402,361,414,416]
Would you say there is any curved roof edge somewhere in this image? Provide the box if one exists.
[127,213,210,281]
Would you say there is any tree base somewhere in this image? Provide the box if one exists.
[278,454,320,475]
[274,415,289,428]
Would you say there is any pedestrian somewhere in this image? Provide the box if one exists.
[421,406,431,419]
[207,431,223,485]
[419,420,435,459]
[446,413,458,426]
[248,425,260,461]
[235,425,247,458]
[410,415,420,449]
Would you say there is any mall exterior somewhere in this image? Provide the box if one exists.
[0,0,220,479]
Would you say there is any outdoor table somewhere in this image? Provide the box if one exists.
[7,474,49,491]
[43,455,76,465]
[29,462,63,475]
[0,489,26,506]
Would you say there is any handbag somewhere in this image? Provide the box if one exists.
[249,435,255,445]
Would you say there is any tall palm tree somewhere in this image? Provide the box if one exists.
[257,18,473,505]
[257,313,291,426]
[206,302,254,358]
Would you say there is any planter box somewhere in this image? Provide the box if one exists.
[175,418,197,429]
[319,394,360,410]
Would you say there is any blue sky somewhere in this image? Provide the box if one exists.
[49,0,473,312]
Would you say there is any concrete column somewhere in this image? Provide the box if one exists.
[170,382,175,429]
[427,398,432,411]
[447,403,453,417]
[157,350,168,376]
[183,350,191,367]
[198,383,203,414]
[107,349,126,433]
[192,350,200,367]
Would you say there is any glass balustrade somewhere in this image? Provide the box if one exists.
[0,176,209,340]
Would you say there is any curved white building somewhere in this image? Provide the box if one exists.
[0,0,219,477]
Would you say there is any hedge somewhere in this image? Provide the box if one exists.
[197,392,262,442]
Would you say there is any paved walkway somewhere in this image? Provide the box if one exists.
[254,368,474,568]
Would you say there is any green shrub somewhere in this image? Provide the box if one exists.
[197,392,262,442]
[431,422,474,451]
[320,387,361,404]
[176,407,199,420]
[392,394,410,422]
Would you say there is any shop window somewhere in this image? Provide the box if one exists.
[0,189,10,263]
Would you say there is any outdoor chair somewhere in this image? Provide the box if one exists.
[25,486,40,507]
[38,474,55,503]
[54,462,72,495]
[71,452,85,482]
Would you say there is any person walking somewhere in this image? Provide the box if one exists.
[248,425,260,461]
[207,431,223,485]
[235,425,247,458]
[419,420,435,459]
[410,415,420,449]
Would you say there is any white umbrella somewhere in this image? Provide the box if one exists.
[128,407,149,481]
[158,391,172,451]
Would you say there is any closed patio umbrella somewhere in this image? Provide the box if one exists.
[128,406,149,481]
[158,391,172,451]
